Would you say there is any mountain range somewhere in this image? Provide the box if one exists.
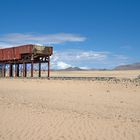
[113,62,140,70]
[58,63,140,71]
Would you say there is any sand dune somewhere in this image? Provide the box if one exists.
[0,72,140,140]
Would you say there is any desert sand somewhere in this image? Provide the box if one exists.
[50,70,140,79]
[0,70,140,140]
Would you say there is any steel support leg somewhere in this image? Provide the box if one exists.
[15,64,19,77]
[25,63,27,77]
[23,63,26,77]
[48,56,50,79]
[39,62,41,77]
[2,63,5,77]
[9,64,13,77]
[17,64,19,77]
[31,61,34,77]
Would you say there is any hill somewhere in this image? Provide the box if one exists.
[60,67,83,71]
[114,63,140,70]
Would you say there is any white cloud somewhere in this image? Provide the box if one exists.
[50,50,130,69]
[79,66,89,69]
[51,50,109,62]
[0,33,86,47]
[50,54,72,69]
[75,51,108,60]
[56,61,71,69]
[50,50,109,69]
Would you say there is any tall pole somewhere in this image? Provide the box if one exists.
[15,64,17,77]
[31,54,34,78]
[9,64,13,77]
[15,64,19,77]
[39,62,41,77]
[23,62,25,77]
[17,64,19,77]
[25,63,27,77]
[48,56,50,79]
[2,63,5,77]
[31,61,34,77]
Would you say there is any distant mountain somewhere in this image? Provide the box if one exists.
[52,63,140,71]
[60,67,83,71]
[58,67,108,71]
[114,63,140,70]
[51,67,109,71]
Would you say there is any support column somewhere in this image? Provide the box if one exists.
[23,62,26,77]
[2,63,5,77]
[48,56,50,79]
[39,62,41,77]
[25,63,27,77]
[9,64,13,77]
[17,64,19,77]
[15,64,19,77]
[23,63,27,77]
[31,61,34,77]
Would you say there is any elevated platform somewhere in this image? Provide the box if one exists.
[0,44,53,78]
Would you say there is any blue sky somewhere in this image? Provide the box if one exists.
[0,0,140,69]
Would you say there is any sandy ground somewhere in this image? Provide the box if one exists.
[0,71,140,140]
[50,70,140,79]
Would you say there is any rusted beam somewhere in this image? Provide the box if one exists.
[0,45,53,62]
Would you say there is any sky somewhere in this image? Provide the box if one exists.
[0,0,140,69]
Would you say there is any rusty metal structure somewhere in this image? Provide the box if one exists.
[0,44,53,78]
